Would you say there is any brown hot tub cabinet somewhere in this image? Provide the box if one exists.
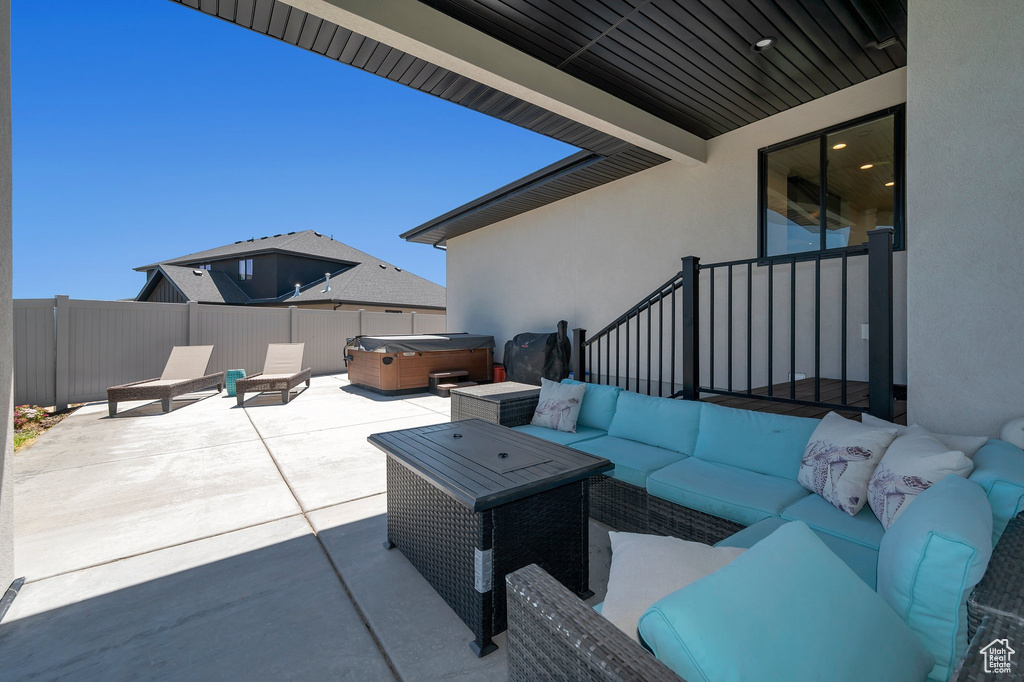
[345,334,495,395]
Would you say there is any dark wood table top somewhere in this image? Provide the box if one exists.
[368,419,612,511]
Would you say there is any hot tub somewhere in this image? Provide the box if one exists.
[345,333,495,395]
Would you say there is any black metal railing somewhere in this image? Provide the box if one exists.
[572,228,896,419]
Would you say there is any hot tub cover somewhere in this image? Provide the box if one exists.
[347,333,495,353]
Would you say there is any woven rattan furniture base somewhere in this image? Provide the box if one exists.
[953,613,1024,681]
[107,373,224,416]
[369,419,611,657]
[450,382,541,427]
[968,511,1024,638]
[234,368,312,405]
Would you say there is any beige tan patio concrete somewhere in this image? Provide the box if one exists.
[0,375,613,680]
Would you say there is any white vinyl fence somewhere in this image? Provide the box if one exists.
[13,296,446,408]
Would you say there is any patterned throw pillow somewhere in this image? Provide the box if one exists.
[798,412,899,516]
[868,425,974,529]
[530,377,586,433]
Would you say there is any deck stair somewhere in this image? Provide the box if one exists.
[428,371,475,397]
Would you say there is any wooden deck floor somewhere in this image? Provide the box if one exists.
[701,378,907,425]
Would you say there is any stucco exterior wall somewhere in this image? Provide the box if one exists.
[905,0,1024,436]
[1,0,14,592]
[447,68,907,390]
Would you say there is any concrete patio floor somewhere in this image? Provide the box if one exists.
[0,375,612,681]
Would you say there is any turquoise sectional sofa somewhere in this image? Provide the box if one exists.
[508,379,1024,681]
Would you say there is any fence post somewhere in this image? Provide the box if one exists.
[358,309,365,336]
[681,256,700,401]
[867,228,895,420]
[410,311,416,334]
[54,295,70,411]
[289,305,298,343]
[187,301,199,346]
[571,328,587,382]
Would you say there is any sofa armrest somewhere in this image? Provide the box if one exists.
[505,564,682,682]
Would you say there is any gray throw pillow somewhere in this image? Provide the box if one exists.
[530,377,586,433]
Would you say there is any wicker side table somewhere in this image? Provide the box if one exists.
[450,382,541,427]
[225,369,246,397]
[954,613,1024,680]
[968,511,1024,637]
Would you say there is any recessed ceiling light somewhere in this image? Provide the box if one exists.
[885,181,895,187]
[860,163,874,170]
[753,37,776,51]
[832,143,847,150]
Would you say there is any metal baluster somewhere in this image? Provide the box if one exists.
[747,262,753,395]
[710,268,716,391]
[790,260,796,400]
[671,282,676,396]
[647,300,652,395]
[658,293,664,396]
[728,264,733,393]
[636,311,641,393]
[768,261,774,397]
[814,255,821,403]
[841,252,848,405]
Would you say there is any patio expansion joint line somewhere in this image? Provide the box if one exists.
[242,407,402,682]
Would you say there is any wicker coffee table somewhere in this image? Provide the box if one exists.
[368,418,612,657]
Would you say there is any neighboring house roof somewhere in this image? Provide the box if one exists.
[135,230,446,309]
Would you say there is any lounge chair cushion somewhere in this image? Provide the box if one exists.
[511,424,606,447]
[639,521,934,682]
[781,494,885,550]
[606,392,701,455]
[693,402,819,480]
[572,436,687,488]
[646,458,809,527]
[718,517,879,588]
[876,475,992,682]
[159,345,214,381]
[967,439,1024,544]
[262,343,305,376]
[562,379,622,431]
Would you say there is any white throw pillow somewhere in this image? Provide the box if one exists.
[868,425,975,529]
[798,412,898,516]
[601,532,744,642]
[530,377,585,433]
[861,413,988,458]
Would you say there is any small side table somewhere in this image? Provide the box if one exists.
[450,382,541,427]
[225,369,247,397]
[968,511,1024,638]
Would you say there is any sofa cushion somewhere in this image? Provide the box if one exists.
[562,379,622,431]
[530,377,585,432]
[868,426,974,530]
[606,391,701,455]
[877,475,992,682]
[798,412,898,516]
[693,402,819,480]
[573,436,687,488]
[511,424,606,447]
[968,439,1024,544]
[862,413,988,457]
[781,494,885,550]
[639,521,934,682]
[601,532,744,643]
[646,458,809,527]
[717,517,879,588]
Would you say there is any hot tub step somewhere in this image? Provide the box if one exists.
[430,380,477,397]
[428,370,470,395]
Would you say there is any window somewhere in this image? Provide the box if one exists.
[197,263,211,271]
[238,258,253,280]
[759,106,904,258]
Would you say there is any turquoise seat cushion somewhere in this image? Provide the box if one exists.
[781,493,885,550]
[968,439,1024,544]
[562,379,623,431]
[646,458,809,527]
[511,424,606,446]
[606,391,701,455]
[573,436,687,488]
[717,517,879,588]
[693,402,819,479]
[877,475,993,682]
[639,521,934,682]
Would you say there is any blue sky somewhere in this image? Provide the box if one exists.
[11,0,575,299]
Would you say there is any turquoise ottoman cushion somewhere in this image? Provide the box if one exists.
[877,475,993,682]
[606,391,701,455]
[511,424,606,446]
[717,518,879,588]
[693,402,818,480]
[572,436,686,488]
[646,458,808,527]
[781,494,885,550]
[639,521,933,682]
[562,379,622,431]
[968,439,1024,544]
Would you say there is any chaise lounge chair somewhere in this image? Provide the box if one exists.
[107,345,224,416]
[234,343,312,406]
